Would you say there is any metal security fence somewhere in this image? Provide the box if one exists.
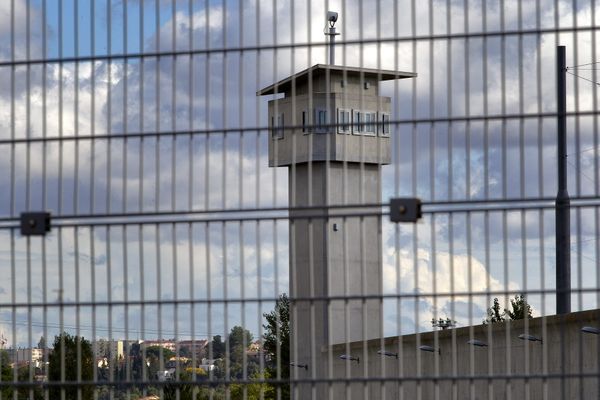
[0,0,599,399]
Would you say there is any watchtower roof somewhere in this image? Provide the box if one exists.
[257,64,417,96]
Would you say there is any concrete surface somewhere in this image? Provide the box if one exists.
[293,309,600,400]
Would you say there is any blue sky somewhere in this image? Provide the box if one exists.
[43,0,187,58]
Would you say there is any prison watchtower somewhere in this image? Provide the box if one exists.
[258,62,415,371]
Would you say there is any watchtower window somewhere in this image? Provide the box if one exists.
[353,111,362,133]
[337,109,351,134]
[315,109,328,132]
[364,112,377,135]
[380,113,391,136]
[302,111,307,133]
[271,113,284,139]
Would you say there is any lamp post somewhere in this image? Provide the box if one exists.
[324,11,339,65]
[556,45,571,314]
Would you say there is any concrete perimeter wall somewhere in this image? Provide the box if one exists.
[294,309,600,400]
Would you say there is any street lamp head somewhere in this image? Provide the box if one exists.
[419,345,440,355]
[467,339,488,347]
[339,354,360,364]
[327,11,338,26]
[377,350,398,359]
[290,362,309,370]
[581,326,600,335]
[518,333,543,343]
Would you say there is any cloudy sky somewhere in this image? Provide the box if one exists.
[0,0,599,348]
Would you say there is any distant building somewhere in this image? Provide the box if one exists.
[199,358,217,373]
[246,340,262,357]
[178,339,208,359]
[11,347,44,367]
[93,339,124,360]
[141,339,177,352]
[97,357,109,369]
[166,356,190,368]
[198,363,215,373]
[156,369,175,381]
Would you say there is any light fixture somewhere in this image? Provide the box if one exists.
[339,354,360,364]
[581,326,600,335]
[518,334,543,343]
[467,339,488,347]
[419,345,439,354]
[326,11,338,25]
[377,350,398,359]
[290,362,308,370]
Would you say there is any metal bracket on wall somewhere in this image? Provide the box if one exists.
[389,198,422,223]
[20,212,51,236]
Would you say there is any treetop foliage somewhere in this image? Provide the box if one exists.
[48,332,94,400]
[483,294,533,324]
[262,293,290,399]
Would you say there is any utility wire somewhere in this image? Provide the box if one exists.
[568,61,600,68]
[566,70,600,86]
[567,159,596,185]
[0,318,219,340]
[568,145,600,155]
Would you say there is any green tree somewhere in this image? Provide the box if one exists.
[0,350,14,398]
[48,332,94,400]
[163,370,195,400]
[179,345,192,358]
[483,297,505,324]
[230,372,275,400]
[483,294,533,324]
[209,335,225,359]
[228,327,253,363]
[129,342,144,381]
[505,294,533,320]
[227,326,256,380]
[37,336,46,350]
[16,365,44,400]
[144,346,175,380]
[262,294,290,399]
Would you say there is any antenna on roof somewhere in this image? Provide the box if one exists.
[325,11,340,65]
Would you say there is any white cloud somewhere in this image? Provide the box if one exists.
[382,244,519,328]
[0,0,44,61]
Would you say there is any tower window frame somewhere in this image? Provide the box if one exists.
[271,112,284,139]
[364,111,377,136]
[380,113,391,136]
[337,108,351,134]
[302,110,307,133]
[353,110,362,134]
[314,108,329,133]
